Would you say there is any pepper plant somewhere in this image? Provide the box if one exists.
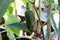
[0,0,60,40]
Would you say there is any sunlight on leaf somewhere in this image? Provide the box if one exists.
[22,0,28,5]
[5,25,16,40]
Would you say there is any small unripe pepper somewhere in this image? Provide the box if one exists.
[25,2,35,35]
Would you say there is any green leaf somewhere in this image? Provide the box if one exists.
[5,15,21,37]
[5,15,30,34]
[8,6,13,14]
[0,0,14,20]
[49,13,57,32]
[58,15,60,36]
[58,0,60,5]
[49,12,60,36]
[5,15,20,25]
[44,0,55,7]
[8,26,20,37]
[22,0,28,5]
[57,6,60,14]
[47,0,54,4]
[7,23,29,32]
[5,25,16,40]
[22,0,32,8]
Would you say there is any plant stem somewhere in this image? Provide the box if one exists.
[38,0,45,40]
[46,20,51,40]
[32,0,41,40]
[45,4,51,40]
[32,0,37,33]
[39,0,41,18]
[14,0,17,18]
